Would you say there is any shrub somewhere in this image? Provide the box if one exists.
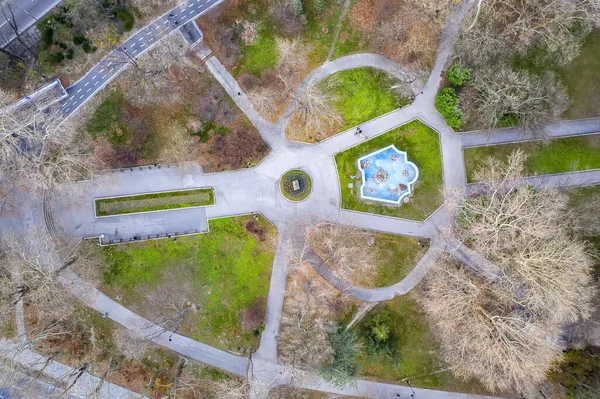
[41,27,54,47]
[435,87,464,128]
[66,48,74,60]
[49,52,65,63]
[81,41,96,53]
[314,0,325,13]
[73,35,86,45]
[498,113,519,127]
[191,128,211,143]
[446,61,471,87]
[117,9,135,32]
[214,126,231,136]
[58,42,67,49]
[547,348,600,398]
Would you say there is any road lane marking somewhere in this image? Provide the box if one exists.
[84,82,89,87]
[77,89,82,93]
[92,75,96,80]
[99,68,105,73]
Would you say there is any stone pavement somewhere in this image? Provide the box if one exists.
[6,0,600,397]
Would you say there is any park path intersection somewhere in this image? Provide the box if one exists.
[13,0,600,397]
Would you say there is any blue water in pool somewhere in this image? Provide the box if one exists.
[358,145,419,204]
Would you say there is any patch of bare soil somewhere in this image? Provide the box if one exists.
[241,300,266,331]
[197,0,246,70]
[201,125,269,172]
[245,220,267,242]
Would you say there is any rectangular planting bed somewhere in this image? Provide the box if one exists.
[95,188,215,217]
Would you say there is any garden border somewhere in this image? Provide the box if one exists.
[93,187,215,218]
[460,132,600,184]
[332,117,447,223]
[278,168,313,203]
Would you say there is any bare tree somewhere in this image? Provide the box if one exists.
[275,37,307,93]
[107,34,199,104]
[246,37,307,120]
[0,232,72,329]
[306,222,378,287]
[0,88,97,189]
[460,150,596,325]
[422,150,598,392]
[420,255,564,393]
[212,376,250,399]
[288,78,342,139]
[247,87,279,118]
[0,2,37,60]
[268,0,304,36]
[279,255,336,370]
[473,68,568,129]
[458,0,600,68]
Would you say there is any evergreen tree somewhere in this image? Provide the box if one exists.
[293,0,304,16]
[314,0,325,14]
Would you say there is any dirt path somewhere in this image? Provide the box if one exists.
[326,0,353,62]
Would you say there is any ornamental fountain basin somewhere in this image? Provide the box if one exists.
[357,145,419,204]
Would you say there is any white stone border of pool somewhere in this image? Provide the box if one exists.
[357,144,419,205]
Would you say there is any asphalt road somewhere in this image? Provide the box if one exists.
[59,0,222,115]
[0,0,62,46]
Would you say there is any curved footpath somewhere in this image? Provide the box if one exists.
[9,0,600,397]
[278,53,425,128]
[304,245,442,302]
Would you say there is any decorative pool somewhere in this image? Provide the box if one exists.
[357,145,419,204]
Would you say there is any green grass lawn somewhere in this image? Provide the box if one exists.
[353,296,486,393]
[568,185,600,277]
[303,0,367,64]
[235,22,279,77]
[464,134,600,182]
[95,188,215,216]
[335,120,444,221]
[513,30,600,120]
[100,215,276,352]
[327,68,409,131]
[558,31,600,119]
[232,0,366,77]
[87,87,128,144]
[373,234,429,287]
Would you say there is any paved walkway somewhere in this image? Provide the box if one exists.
[305,244,442,302]
[61,270,249,377]
[0,338,149,398]
[465,169,600,196]
[0,0,63,47]
[460,117,600,147]
[5,0,600,397]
